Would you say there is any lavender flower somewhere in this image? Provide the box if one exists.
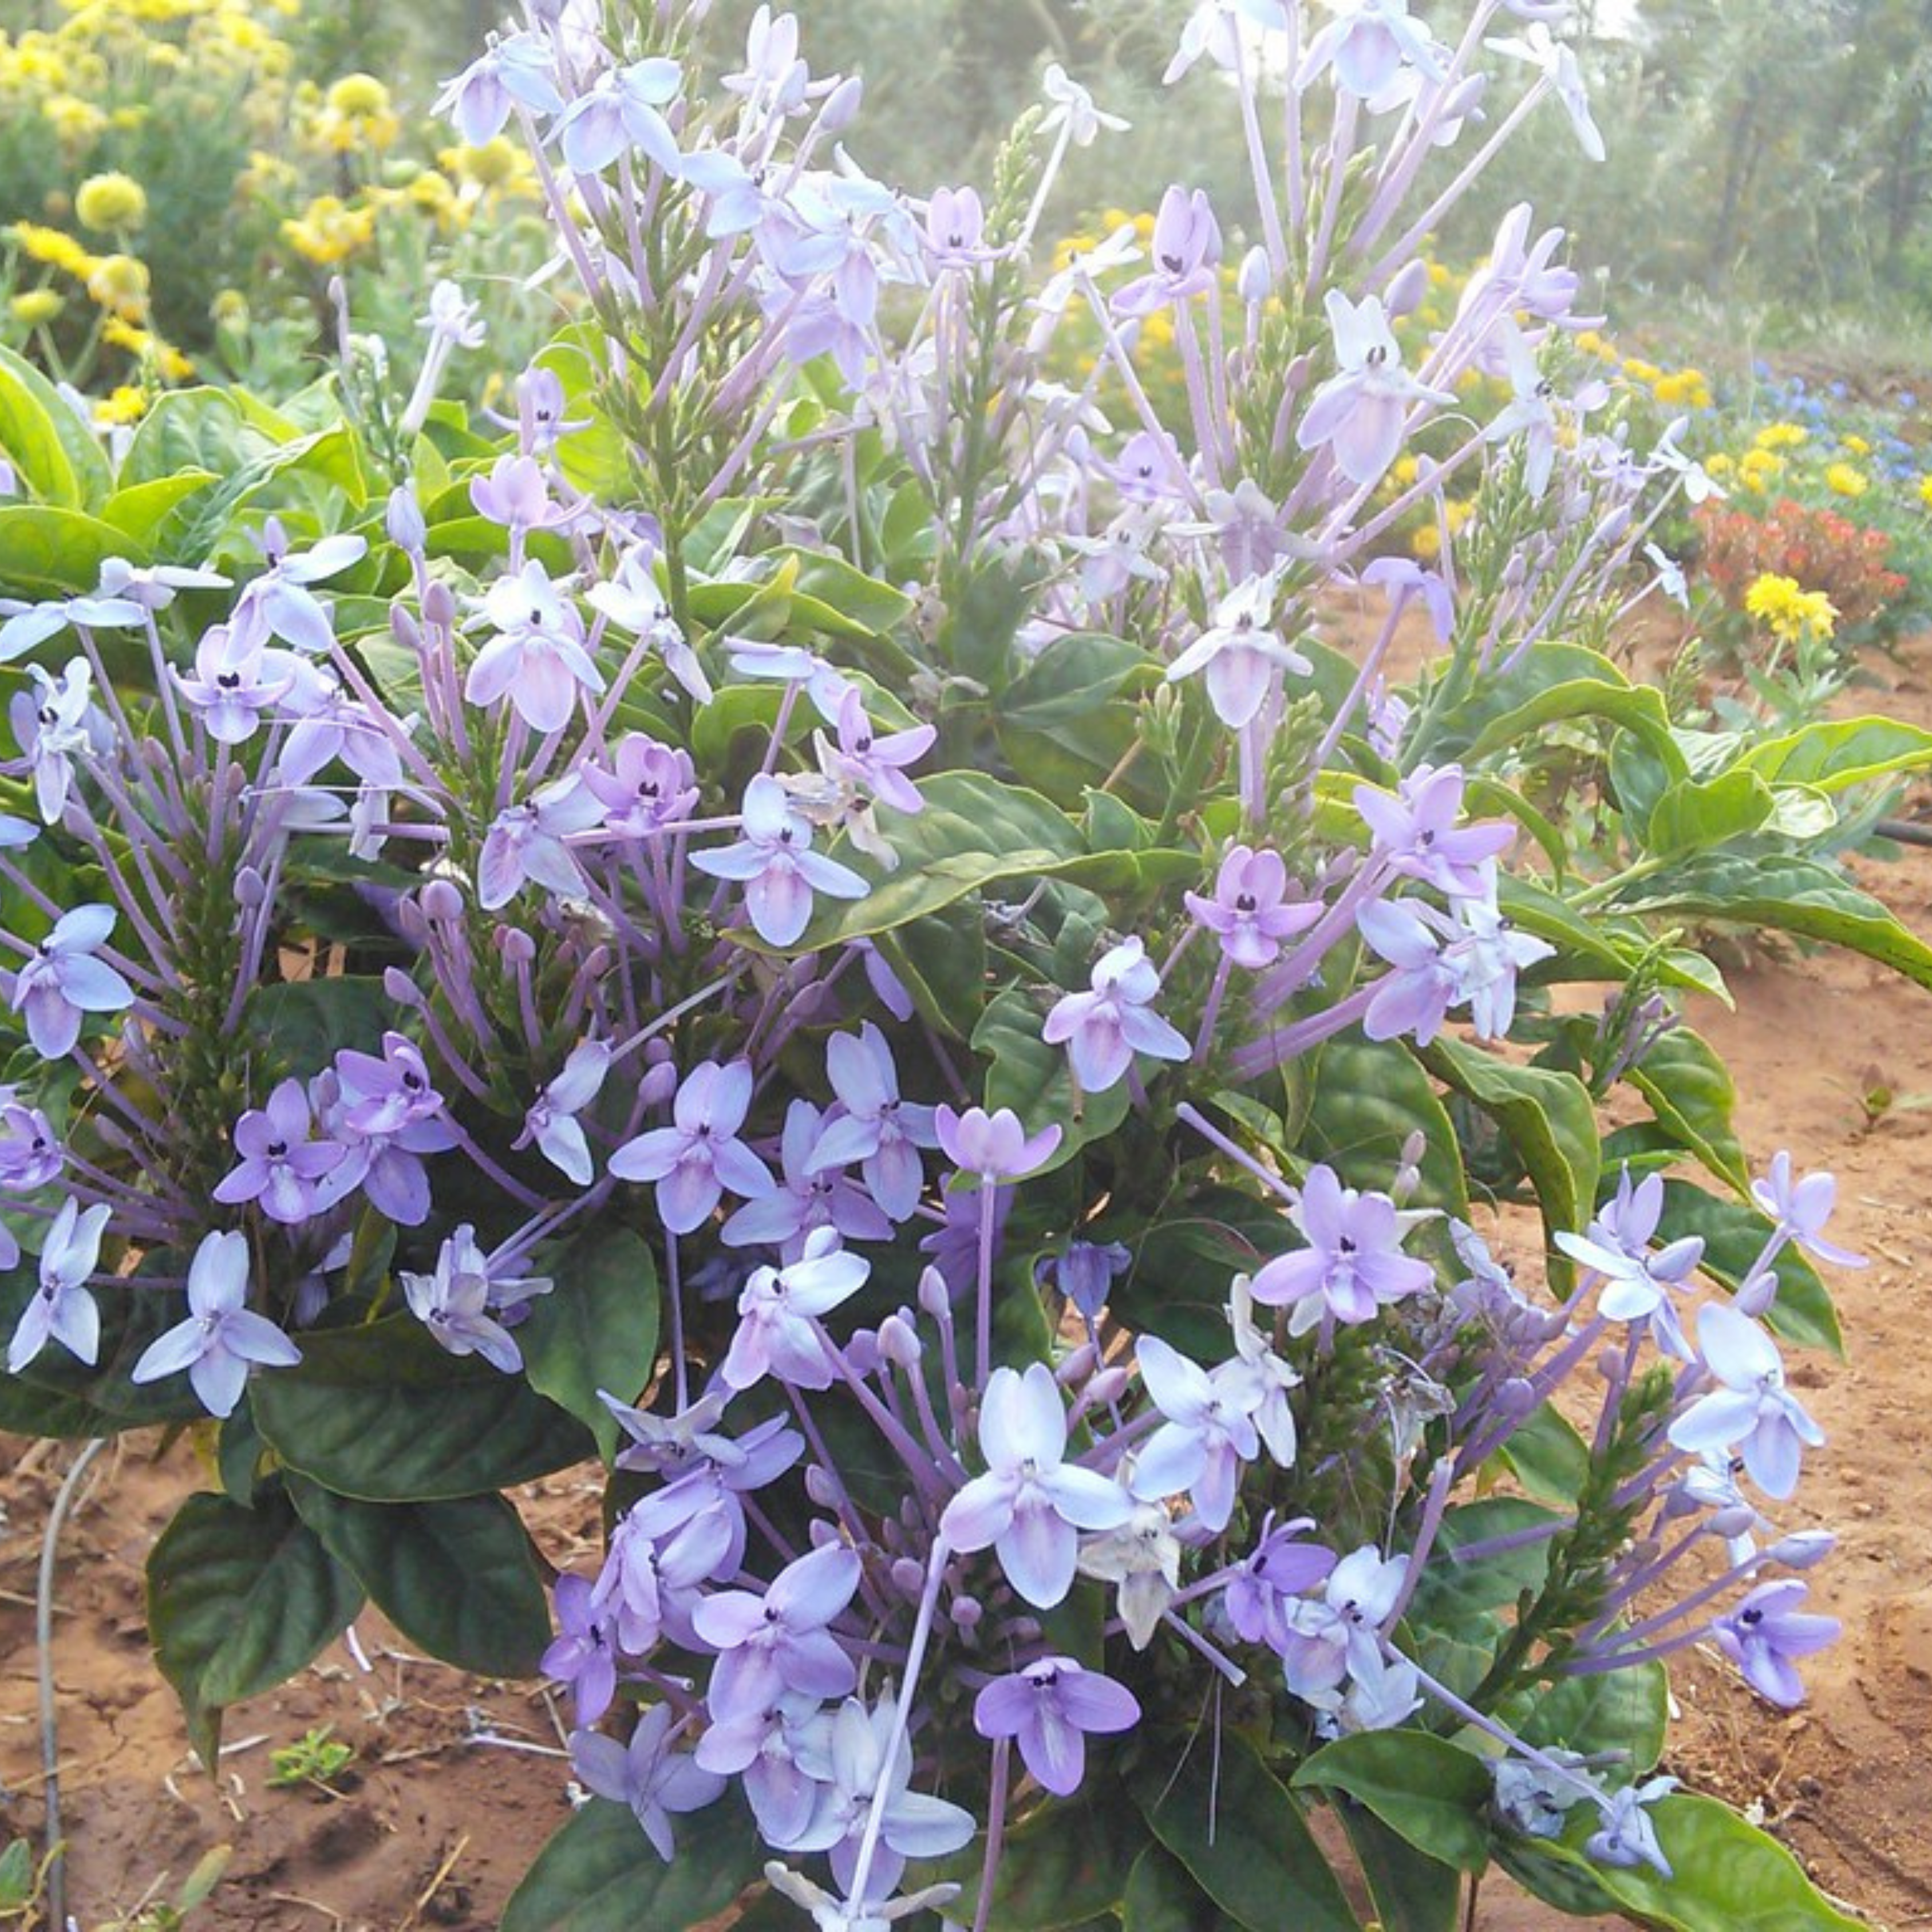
[1751,1153,1866,1270]
[808,1024,939,1223]
[941,1361,1132,1607]
[6,1197,109,1373]
[933,1105,1061,1182]
[467,560,605,732]
[1584,1776,1676,1878]
[1278,1545,1408,1708]
[1354,766,1514,896]
[7,904,136,1059]
[211,1078,347,1225]
[972,1660,1140,1796]
[1248,1165,1434,1337]
[1164,575,1313,730]
[1297,291,1454,488]
[1667,1303,1823,1500]
[690,774,870,947]
[131,1230,302,1419]
[540,1573,619,1725]
[1711,1581,1840,1708]
[1186,847,1321,969]
[1128,1333,1262,1531]
[610,1058,773,1235]
[720,1229,872,1391]
[1555,1170,1703,1360]
[694,1541,863,1720]
[1042,939,1191,1093]
[400,1224,551,1374]
[515,1038,612,1186]
[568,1706,724,1862]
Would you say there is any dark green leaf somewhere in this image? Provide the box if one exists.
[251,1318,594,1500]
[1455,644,1686,775]
[1133,1730,1357,1932]
[1340,1804,1463,1932]
[1514,1659,1668,1775]
[955,1787,1143,1930]
[246,977,393,1084]
[1294,1731,1491,1872]
[520,1225,661,1460]
[147,1490,364,1763]
[1000,631,1157,730]
[1121,1844,1239,1932]
[1303,1037,1469,1222]
[1408,1499,1560,1626]
[1496,1401,1590,1507]
[288,1481,551,1677]
[502,1795,762,1932]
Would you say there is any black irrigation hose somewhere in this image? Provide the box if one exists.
[1875,817,1932,848]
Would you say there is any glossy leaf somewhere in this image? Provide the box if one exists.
[1408,1498,1560,1625]
[1421,1037,1598,1281]
[147,1490,364,1763]
[1611,852,1932,991]
[251,1318,594,1501]
[955,1787,1141,1930]
[1121,1845,1238,1932]
[1000,631,1157,731]
[1627,1027,1749,1193]
[1133,1731,1357,1932]
[287,1480,551,1677]
[519,1224,661,1460]
[0,505,149,603]
[1496,1401,1591,1507]
[974,985,1132,1174]
[0,345,110,506]
[1294,1730,1492,1872]
[1515,1658,1668,1775]
[1340,1804,1463,1932]
[1544,1795,1863,1932]
[1739,715,1932,793]
[1303,1036,1469,1222]
[1642,769,1776,859]
[502,1796,761,1932]
[0,354,80,505]
[1455,644,1686,775]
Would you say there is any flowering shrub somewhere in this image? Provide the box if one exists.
[1696,495,1910,651]
[4,4,1932,1931]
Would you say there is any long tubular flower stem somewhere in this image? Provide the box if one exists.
[843,1533,952,1910]
[1192,954,1234,1064]
[1311,585,1411,770]
[815,1323,955,1512]
[1250,853,1390,1016]
[969,1739,1013,1932]
[1301,91,1360,302]
[1174,1100,1298,1207]
[1405,1649,1607,1810]
[1225,979,1377,1083]
[665,1231,689,1412]
[974,1178,999,1389]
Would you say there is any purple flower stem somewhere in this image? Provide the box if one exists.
[442,1117,551,1211]
[969,1737,1013,1932]
[664,1232,689,1412]
[974,1178,999,1390]
[1443,1514,1577,1566]
[815,1321,953,1510]
[1161,1608,1248,1688]
[1384,1459,1456,1629]
[1174,1100,1298,1207]
[1560,1622,1716,1678]
[1406,1650,1606,1809]
[1594,1551,1774,1652]
[1226,981,1378,1083]
[1250,855,1389,1015]
[1302,91,1360,301]
[1312,588,1409,771]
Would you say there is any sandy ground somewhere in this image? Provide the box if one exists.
[2,637,1929,1931]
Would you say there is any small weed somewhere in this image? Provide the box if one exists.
[267,1724,357,1793]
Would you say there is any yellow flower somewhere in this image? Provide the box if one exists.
[9,288,65,326]
[1918,473,1932,511]
[1753,421,1808,450]
[74,169,147,233]
[1825,462,1868,498]
[1409,522,1442,560]
[93,383,149,426]
[85,251,149,320]
[1843,433,1871,456]
[42,90,106,149]
[326,72,389,116]
[1704,452,1735,477]
[442,136,524,189]
[1744,572,1836,643]
[210,287,248,329]
[1621,357,1660,383]
[1652,372,1689,405]
[280,193,376,266]
[7,220,96,278]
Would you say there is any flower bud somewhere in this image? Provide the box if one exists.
[950,1594,982,1631]
[1237,245,1273,306]
[918,1266,952,1319]
[844,1329,881,1378]
[1769,1530,1836,1570]
[639,1059,679,1109]
[820,73,864,132]
[386,484,426,553]
[1085,1364,1132,1408]
[420,878,466,923]
[1735,1270,1779,1318]
[804,1466,841,1509]
[421,578,457,630]
[390,603,422,653]
[235,866,267,909]
[891,1557,926,1598]
[1709,1504,1757,1539]
[1055,1341,1097,1385]
[383,966,424,1006]
[1385,257,1431,318]
[878,1313,922,1367]
[497,927,536,965]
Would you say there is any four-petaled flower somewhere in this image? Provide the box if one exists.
[610,1058,773,1235]
[400,1223,551,1374]
[941,1361,1133,1607]
[467,559,606,732]
[1249,1164,1434,1337]
[1712,1580,1840,1709]
[6,1196,109,1373]
[131,1229,302,1419]
[212,1078,346,1224]
[973,1659,1140,1796]
[1668,1302,1823,1500]
[1186,846,1321,969]
[693,1540,863,1720]
[690,773,870,948]
[7,904,136,1060]
[1042,938,1191,1093]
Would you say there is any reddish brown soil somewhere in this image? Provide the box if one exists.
[2,638,1930,1931]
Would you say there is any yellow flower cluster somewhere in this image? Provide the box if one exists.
[1824,461,1868,498]
[305,70,401,156]
[280,192,376,266]
[1744,572,1837,643]
[1572,333,1715,412]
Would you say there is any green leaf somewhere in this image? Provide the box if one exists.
[503,1796,762,1932]
[954,1788,1142,1930]
[1739,716,1932,793]
[1420,1037,1598,1280]
[0,505,149,603]
[147,1490,365,1763]
[1294,1732,1492,1872]
[1493,1836,1626,1918]
[0,345,110,506]
[795,772,1082,949]
[251,1318,594,1501]
[1455,644,1687,775]
[1642,768,1776,859]
[519,1224,661,1460]
[120,387,279,488]
[1121,1845,1239,1932]
[0,1374,123,1437]
[973,986,1131,1174]
[0,353,78,505]
[1340,1804,1463,1932]
[98,471,218,551]
[1545,1795,1863,1932]
[1303,1036,1469,1222]
[0,1835,36,1909]
[1409,1498,1559,1626]
[1133,1731,1357,1932]
[246,977,392,1082]
[1514,1658,1668,1775]
[1652,1180,1841,1356]
[287,1481,551,1677]
[1610,851,1932,991]
[1626,1027,1749,1192]
[999,631,1157,731]
[874,898,987,1038]
[1496,1401,1591,1506]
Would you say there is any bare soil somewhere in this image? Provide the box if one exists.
[2,635,1930,1931]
